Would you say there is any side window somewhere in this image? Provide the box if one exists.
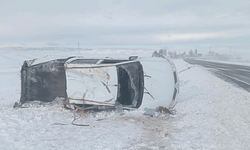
[70,59,99,64]
[100,59,129,64]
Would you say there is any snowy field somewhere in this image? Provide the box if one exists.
[0,48,250,150]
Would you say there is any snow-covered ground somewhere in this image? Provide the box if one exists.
[0,48,250,149]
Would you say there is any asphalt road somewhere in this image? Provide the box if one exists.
[184,59,250,92]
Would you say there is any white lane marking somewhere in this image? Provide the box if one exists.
[216,67,230,71]
[209,68,250,86]
[208,66,250,73]
[235,68,250,72]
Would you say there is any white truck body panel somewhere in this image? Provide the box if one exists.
[138,58,175,109]
[65,63,118,106]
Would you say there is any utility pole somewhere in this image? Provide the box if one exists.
[78,42,80,54]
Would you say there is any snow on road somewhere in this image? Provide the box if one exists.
[0,48,250,149]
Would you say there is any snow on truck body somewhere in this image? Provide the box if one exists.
[19,56,178,110]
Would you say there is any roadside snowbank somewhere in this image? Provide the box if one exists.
[172,59,250,149]
[0,48,250,149]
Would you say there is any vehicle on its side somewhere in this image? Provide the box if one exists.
[18,56,178,110]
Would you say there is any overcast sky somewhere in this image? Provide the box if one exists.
[1,0,250,51]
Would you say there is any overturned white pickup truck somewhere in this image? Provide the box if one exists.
[18,56,179,110]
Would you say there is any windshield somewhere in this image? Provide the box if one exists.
[116,61,144,108]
